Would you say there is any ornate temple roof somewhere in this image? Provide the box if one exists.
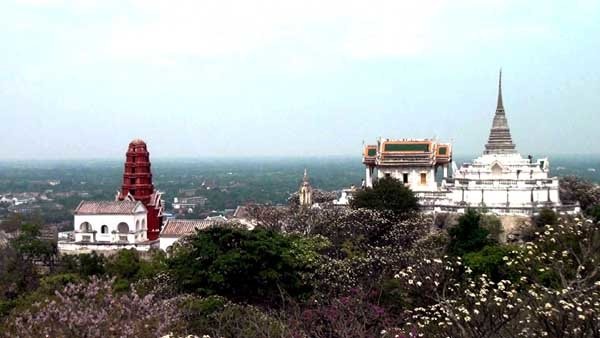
[362,139,452,166]
[484,70,517,155]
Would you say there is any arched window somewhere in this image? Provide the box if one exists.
[80,222,91,232]
[136,220,140,231]
[117,222,129,234]
[101,225,108,234]
[141,219,146,229]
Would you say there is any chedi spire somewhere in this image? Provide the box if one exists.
[484,70,517,154]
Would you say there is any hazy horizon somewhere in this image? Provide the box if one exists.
[1,0,599,159]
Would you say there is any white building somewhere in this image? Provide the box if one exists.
[440,71,573,214]
[58,200,159,254]
[159,218,224,252]
[361,71,578,216]
[362,138,453,205]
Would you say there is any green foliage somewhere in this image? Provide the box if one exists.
[534,208,557,227]
[181,295,286,337]
[447,209,494,256]
[480,214,503,242]
[379,278,407,314]
[38,273,81,294]
[167,227,320,303]
[59,252,106,277]
[463,245,520,282]
[11,223,56,264]
[588,204,600,222]
[137,249,168,279]
[105,249,141,280]
[350,177,419,219]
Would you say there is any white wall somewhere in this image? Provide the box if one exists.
[375,166,439,192]
[159,236,179,252]
[74,212,147,244]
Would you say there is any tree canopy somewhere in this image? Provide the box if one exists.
[167,227,322,304]
[349,177,419,219]
[447,209,494,256]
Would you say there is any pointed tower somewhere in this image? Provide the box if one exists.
[299,169,313,206]
[118,139,164,240]
[484,70,517,154]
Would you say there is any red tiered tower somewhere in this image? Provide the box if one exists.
[118,139,163,241]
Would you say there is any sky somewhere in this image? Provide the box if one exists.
[0,0,599,159]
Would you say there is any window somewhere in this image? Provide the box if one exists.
[119,236,128,242]
[420,173,427,185]
[101,225,108,234]
[82,235,91,242]
[384,173,391,178]
[141,219,145,229]
[136,220,140,231]
[402,173,409,184]
[80,222,91,232]
[117,222,129,233]
[130,178,136,185]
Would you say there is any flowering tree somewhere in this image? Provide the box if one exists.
[392,216,600,338]
[2,277,185,338]
[560,176,600,211]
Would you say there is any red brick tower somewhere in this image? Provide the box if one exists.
[118,139,163,241]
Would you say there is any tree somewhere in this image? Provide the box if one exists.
[11,223,56,267]
[463,245,520,282]
[167,227,321,304]
[350,177,419,219]
[588,204,600,223]
[560,176,600,211]
[447,209,493,256]
[534,208,557,228]
[59,252,106,277]
[2,277,185,338]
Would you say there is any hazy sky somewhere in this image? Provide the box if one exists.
[1,0,599,159]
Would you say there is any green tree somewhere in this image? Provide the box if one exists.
[60,252,106,277]
[464,245,520,282]
[167,227,320,304]
[480,214,503,242]
[11,224,56,266]
[587,204,600,223]
[350,177,419,219]
[447,209,494,256]
[534,208,557,228]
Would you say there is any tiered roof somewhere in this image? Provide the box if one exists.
[484,70,517,154]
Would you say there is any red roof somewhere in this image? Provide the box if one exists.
[74,201,144,215]
[161,219,223,237]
